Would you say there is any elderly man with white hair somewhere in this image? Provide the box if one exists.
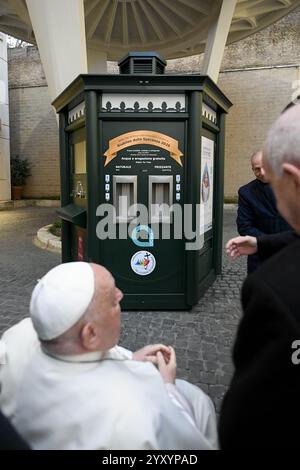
[9,262,217,450]
[220,103,300,448]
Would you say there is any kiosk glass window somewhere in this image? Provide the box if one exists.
[113,175,137,222]
[149,175,173,223]
[74,141,86,174]
[70,128,87,206]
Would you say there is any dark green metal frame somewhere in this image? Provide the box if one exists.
[53,74,232,310]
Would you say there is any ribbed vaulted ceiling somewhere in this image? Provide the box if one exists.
[0,0,299,59]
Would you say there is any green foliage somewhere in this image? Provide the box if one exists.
[49,218,62,238]
[224,196,238,204]
[10,155,31,186]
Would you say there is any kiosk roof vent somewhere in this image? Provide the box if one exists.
[118,52,166,75]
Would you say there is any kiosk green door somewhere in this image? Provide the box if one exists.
[100,120,186,309]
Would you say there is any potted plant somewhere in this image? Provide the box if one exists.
[10,155,31,200]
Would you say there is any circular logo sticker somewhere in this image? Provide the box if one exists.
[131,251,156,276]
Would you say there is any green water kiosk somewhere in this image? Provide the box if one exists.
[52,52,232,310]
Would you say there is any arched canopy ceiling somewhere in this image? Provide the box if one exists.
[0,0,299,60]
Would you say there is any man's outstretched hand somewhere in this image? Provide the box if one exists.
[226,235,258,260]
[133,344,171,364]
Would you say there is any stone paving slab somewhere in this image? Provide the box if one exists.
[0,199,60,211]
[0,205,245,413]
[0,207,60,332]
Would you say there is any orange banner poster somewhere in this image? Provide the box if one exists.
[103,130,183,167]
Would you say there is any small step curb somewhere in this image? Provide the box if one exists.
[35,225,61,254]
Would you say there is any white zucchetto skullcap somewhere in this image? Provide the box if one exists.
[30,262,95,340]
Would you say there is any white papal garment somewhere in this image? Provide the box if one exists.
[14,346,218,450]
[0,318,39,418]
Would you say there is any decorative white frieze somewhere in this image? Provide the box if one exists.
[68,102,85,123]
[101,94,186,113]
[202,103,217,124]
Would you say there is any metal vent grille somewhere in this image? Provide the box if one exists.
[132,59,153,74]
[118,52,166,75]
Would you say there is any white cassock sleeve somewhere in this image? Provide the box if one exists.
[165,383,196,425]
[0,318,39,419]
[165,382,218,449]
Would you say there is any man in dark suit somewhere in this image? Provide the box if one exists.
[219,103,300,448]
[237,150,291,273]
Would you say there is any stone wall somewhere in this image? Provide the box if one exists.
[8,47,59,198]
[0,33,11,201]
[219,66,298,199]
[7,6,300,199]
[166,7,300,199]
[220,6,300,199]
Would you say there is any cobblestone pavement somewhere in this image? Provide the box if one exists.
[0,207,60,333]
[0,205,246,413]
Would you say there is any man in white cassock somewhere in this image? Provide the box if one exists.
[12,262,218,450]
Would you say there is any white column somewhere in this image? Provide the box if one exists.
[0,33,11,201]
[87,47,107,74]
[25,0,88,101]
[202,0,237,83]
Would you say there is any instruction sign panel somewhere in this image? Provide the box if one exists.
[200,137,214,235]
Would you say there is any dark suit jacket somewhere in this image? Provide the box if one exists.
[0,410,30,450]
[219,237,300,448]
[237,179,291,273]
[257,231,299,261]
